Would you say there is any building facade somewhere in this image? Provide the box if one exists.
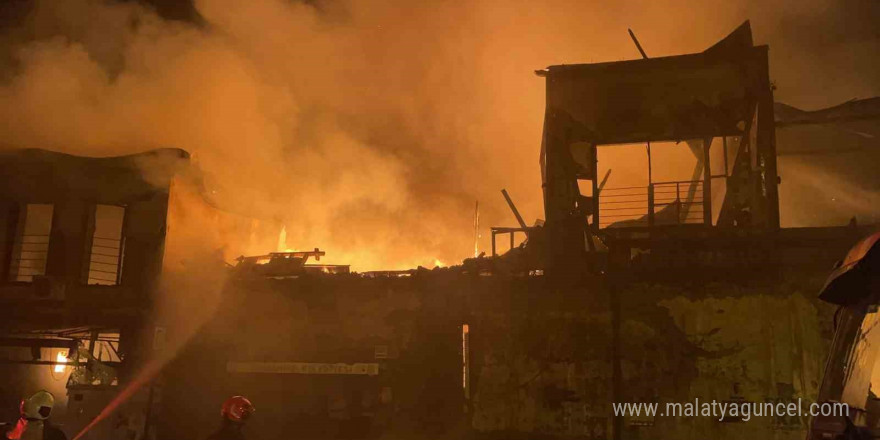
[0,148,189,438]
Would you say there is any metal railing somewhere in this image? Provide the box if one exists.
[651,180,705,226]
[598,180,705,228]
[87,236,124,285]
[8,234,50,281]
[597,186,651,228]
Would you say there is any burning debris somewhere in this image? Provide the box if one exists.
[232,249,350,278]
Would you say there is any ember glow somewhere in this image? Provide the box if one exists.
[276,226,296,253]
[0,0,874,271]
[54,351,67,374]
[277,226,288,253]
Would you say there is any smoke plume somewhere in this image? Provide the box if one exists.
[0,0,876,270]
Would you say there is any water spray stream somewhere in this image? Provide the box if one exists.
[72,285,223,439]
[72,356,164,440]
[71,319,210,440]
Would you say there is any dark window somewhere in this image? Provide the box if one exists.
[8,204,54,282]
[85,205,126,285]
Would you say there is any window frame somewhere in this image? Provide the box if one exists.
[4,203,57,283]
[81,203,128,287]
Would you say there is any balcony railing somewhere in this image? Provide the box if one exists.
[8,234,50,282]
[599,180,705,228]
[87,236,124,285]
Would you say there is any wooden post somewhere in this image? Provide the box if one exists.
[591,144,600,231]
[607,246,627,440]
[89,330,99,358]
[647,142,654,227]
[142,382,156,440]
[675,182,681,224]
[2,203,21,282]
[116,206,129,285]
[756,47,780,228]
[703,138,712,226]
[473,201,479,258]
[722,137,729,176]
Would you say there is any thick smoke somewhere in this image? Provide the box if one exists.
[0,0,877,270]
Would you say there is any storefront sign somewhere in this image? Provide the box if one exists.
[227,362,379,376]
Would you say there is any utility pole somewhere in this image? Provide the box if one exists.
[473,201,480,258]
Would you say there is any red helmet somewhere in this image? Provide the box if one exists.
[221,396,255,422]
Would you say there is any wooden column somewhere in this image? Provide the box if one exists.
[491,231,496,257]
[703,138,712,226]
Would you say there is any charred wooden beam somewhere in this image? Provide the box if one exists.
[628,28,649,59]
[501,189,528,229]
[0,337,78,350]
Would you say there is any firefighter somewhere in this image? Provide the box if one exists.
[206,396,255,440]
[5,391,66,440]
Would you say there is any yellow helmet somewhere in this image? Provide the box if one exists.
[20,390,54,420]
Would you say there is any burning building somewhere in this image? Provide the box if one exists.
[155,21,877,440]
[0,16,878,440]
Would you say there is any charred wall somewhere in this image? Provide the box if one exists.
[158,228,863,440]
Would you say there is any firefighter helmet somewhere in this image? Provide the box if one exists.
[20,390,54,420]
[220,396,254,422]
